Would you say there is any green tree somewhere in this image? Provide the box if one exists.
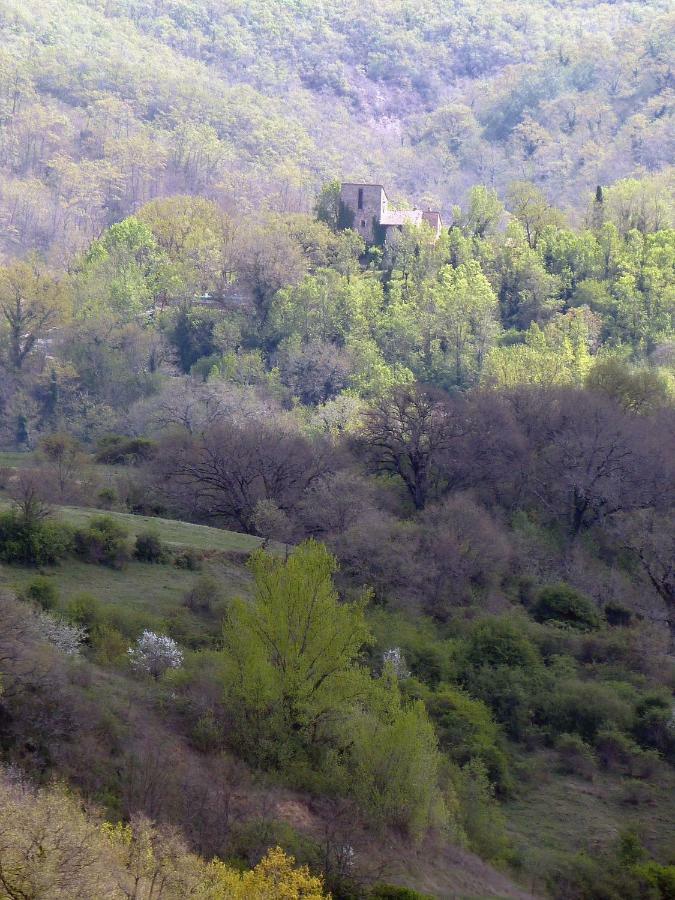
[221,540,372,766]
[75,217,172,321]
[0,257,71,370]
[314,178,342,231]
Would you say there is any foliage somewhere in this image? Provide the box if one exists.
[533,583,602,630]
[32,609,86,656]
[95,435,157,465]
[21,575,59,610]
[221,540,372,765]
[128,630,184,678]
[0,509,72,565]
[134,529,166,563]
[73,515,131,568]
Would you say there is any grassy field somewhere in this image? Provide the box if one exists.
[0,500,265,553]
[51,505,265,554]
[0,553,253,640]
[0,451,34,467]
[0,502,266,643]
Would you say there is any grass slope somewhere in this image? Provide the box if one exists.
[50,505,264,554]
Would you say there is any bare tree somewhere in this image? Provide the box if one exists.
[156,421,331,532]
[355,385,463,510]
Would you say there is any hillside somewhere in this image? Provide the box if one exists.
[0,0,672,261]
[0,2,673,898]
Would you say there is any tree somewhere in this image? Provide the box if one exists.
[431,262,500,386]
[221,540,372,766]
[314,178,342,231]
[74,217,171,322]
[356,385,462,510]
[158,421,329,532]
[128,630,183,678]
[586,356,672,413]
[454,185,505,238]
[204,846,328,898]
[138,195,238,301]
[611,510,675,647]
[0,257,70,370]
[39,431,85,498]
[506,181,564,249]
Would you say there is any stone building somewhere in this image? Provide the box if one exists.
[339,183,443,244]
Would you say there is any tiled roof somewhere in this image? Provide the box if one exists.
[379,209,424,226]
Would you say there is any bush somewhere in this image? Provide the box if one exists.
[555,733,596,779]
[369,887,434,899]
[73,516,130,568]
[538,678,633,743]
[604,601,633,627]
[90,623,128,665]
[191,711,223,752]
[426,684,512,794]
[533,583,601,631]
[174,547,201,570]
[65,593,103,629]
[632,862,675,899]
[0,511,73,566]
[463,618,542,671]
[96,487,117,510]
[594,728,640,773]
[633,692,675,760]
[22,576,59,610]
[134,530,165,563]
[95,435,157,465]
[183,574,221,613]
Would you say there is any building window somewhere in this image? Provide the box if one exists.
[358,188,364,210]
[360,219,366,228]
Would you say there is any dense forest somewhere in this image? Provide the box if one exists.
[0,0,672,261]
[0,0,673,898]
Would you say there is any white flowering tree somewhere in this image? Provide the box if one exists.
[128,631,183,678]
[33,610,86,656]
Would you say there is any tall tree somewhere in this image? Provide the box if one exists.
[0,257,70,370]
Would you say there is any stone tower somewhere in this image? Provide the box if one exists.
[339,183,389,244]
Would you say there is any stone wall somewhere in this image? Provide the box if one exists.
[339,183,387,244]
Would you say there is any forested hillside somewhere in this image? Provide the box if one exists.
[0,0,672,261]
[0,1,673,899]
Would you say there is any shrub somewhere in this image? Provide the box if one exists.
[594,728,639,773]
[604,601,633,627]
[22,576,59,610]
[533,583,601,631]
[345,698,447,837]
[73,516,130,568]
[174,547,201,570]
[134,530,165,563]
[95,435,157,465]
[369,887,434,899]
[632,862,675,899]
[90,623,128,666]
[451,759,510,862]
[426,684,511,793]
[191,711,223,752]
[65,593,103,629]
[463,618,542,671]
[183,574,221,613]
[633,692,675,760]
[33,610,86,656]
[96,487,117,509]
[540,680,632,743]
[555,733,596,779]
[0,511,72,566]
